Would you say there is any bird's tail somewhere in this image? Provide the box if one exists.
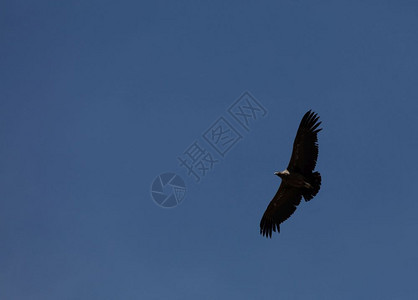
[303,171,321,201]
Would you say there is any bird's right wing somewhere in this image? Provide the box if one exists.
[260,184,302,238]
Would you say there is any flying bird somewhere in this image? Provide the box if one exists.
[260,110,322,238]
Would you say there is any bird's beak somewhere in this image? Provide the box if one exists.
[274,172,280,176]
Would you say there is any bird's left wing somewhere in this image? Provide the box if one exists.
[287,110,322,175]
[260,183,302,238]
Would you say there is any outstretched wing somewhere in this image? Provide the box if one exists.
[260,183,302,238]
[287,110,322,175]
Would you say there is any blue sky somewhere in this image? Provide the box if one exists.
[1,1,418,299]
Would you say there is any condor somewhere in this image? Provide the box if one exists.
[260,110,322,238]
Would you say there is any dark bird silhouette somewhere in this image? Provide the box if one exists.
[260,110,322,238]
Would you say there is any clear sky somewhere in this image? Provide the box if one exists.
[1,1,418,299]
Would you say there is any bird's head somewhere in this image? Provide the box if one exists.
[274,170,289,178]
[274,171,283,178]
